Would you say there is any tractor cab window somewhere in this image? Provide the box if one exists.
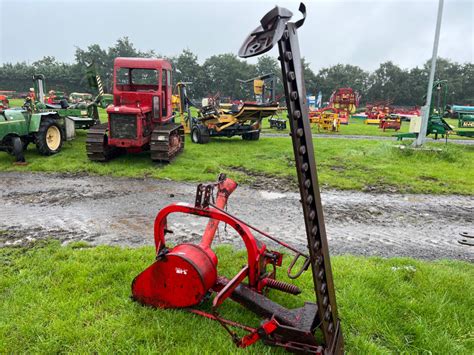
[116,68,158,92]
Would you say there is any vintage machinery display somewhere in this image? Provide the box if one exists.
[69,92,93,103]
[171,77,279,144]
[0,103,74,162]
[238,73,287,130]
[450,105,474,138]
[330,88,358,124]
[132,4,343,353]
[32,74,100,129]
[0,94,10,109]
[190,102,277,143]
[379,114,402,131]
[86,57,184,162]
[315,108,340,132]
[238,73,277,104]
[397,80,452,141]
[364,100,392,125]
[310,87,359,126]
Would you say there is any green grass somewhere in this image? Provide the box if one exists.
[1,129,473,194]
[3,102,474,194]
[0,241,472,353]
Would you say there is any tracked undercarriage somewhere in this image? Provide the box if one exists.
[86,123,184,163]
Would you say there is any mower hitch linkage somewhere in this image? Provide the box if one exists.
[132,3,343,353]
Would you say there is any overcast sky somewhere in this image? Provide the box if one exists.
[0,0,472,72]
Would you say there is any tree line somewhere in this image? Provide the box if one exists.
[0,37,472,106]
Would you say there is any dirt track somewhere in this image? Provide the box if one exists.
[0,172,472,261]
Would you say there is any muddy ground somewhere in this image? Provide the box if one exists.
[0,172,472,261]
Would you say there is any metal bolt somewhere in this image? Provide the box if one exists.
[306,195,313,204]
[323,295,328,306]
[325,310,331,321]
[304,179,311,188]
[301,162,309,172]
[309,210,316,220]
[290,91,298,101]
[321,283,327,293]
[288,71,296,81]
[317,255,323,265]
[318,269,324,280]
[313,240,320,251]
[285,51,293,61]
[299,145,306,155]
[328,322,334,333]
[296,128,303,137]
[312,226,318,236]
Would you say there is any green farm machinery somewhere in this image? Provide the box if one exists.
[397,80,452,141]
[450,105,474,138]
[0,105,75,163]
[32,74,100,129]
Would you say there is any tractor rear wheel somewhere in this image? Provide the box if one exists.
[36,117,64,155]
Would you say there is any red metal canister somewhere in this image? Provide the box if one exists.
[132,243,217,308]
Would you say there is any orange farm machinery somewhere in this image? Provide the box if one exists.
[132,3,344,353]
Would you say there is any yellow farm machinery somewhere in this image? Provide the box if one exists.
[172,82,279,144]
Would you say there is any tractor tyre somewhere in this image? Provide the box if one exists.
[191,125,210,144]
[36,117,64,155]
[191,127,200,144]
[11,136,25,163]
[22,139,30,151]
[242,131,260,141]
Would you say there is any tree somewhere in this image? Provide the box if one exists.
[366,61,410,104]
[203,54,257,99]
[315,64,369,102]
[170,49,207,99]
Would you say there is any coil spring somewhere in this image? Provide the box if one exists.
[264,278,301,295]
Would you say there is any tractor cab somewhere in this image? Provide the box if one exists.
[87,57,184,162]
[109,58,172,123]
[103,58,176,150]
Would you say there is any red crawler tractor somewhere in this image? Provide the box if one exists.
[132,3,343,353]
[86,58,184,162]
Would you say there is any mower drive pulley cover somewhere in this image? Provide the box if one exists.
[132,244,217,308]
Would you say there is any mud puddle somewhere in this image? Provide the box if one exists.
[0,172,472,261]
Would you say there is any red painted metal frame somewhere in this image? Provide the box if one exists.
[153,203,266,288]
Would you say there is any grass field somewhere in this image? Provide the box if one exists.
[2,100,474,194]
[0,241,472,353]
[7,99,466,138]
[1,129,473,194]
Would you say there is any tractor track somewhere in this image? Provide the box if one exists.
[0,172,472,261]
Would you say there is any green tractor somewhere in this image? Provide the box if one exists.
[0,104,74,163]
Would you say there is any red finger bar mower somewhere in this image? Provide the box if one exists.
[131,175,323,352]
